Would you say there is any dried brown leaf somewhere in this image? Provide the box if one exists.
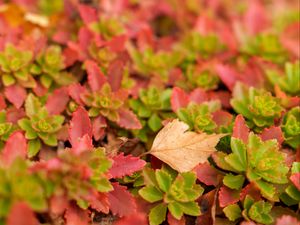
[149,119,224,172]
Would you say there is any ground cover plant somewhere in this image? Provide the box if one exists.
[0,0,299,224]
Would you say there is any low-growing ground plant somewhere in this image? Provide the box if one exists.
[0,0,299,225]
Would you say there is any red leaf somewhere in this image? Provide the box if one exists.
[260,126,284,145]
[68,83,86,105]
[63,47,78,67]
[109,153,146,178]
[189,88,208,104]
[168,68,184,86]
[4,84,26,109]
[69,107,92,147]
[85,60,107,92]
[114,212,148,225]
[168,212,185,225]
[108,182,137,217]
[275,85,300,108]
[240,183,261,201]
[117,108,142,130]
[68,28,93,61]
[107,59,124,91]
[6,107,25,123]
[171,87,189,112]
[276,215,299,225]
[290,173,300,191]
[0,94,6,110]
[50,195,68,215]
[244,0,269,35]
[46,87,69,115]
[65,204,90,225]
[1,131,27,165]
[85,191,110,214]
[93,116,107,141]
[218,186,240,208]
[196,190,217,225]
[280,22,300,58]
[72,134,93,154]
[215,64,239,91]
[78,4,98,24]
[6,202,38,225]
[212,110,233,127]
[194,162,222,187]
[107,34,127,52]
[208,91,231,108]
[33,81,48,97]
[232,115,249,143]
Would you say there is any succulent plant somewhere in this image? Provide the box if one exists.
[224,195,274,224]
[139,166,203,225]
[31,45,75,88]
[0,111,14,145]
[90,16,125,40]
[129,47,182,80]
[130,87,173,141]
[0,0,299,224]
[266,61,300,95]
[0,44,35,88]
[177,101,220,133]
[177,32,224,61]
[282,107,300,149]
[0,158,48,217]
[243,33,288,64]
[215,132,289,201]
[18,94,64,156]
[82,83,123,121]
[231,82,283,129]
[186,65,219,90]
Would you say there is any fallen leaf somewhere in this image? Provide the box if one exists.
[149,119,224,172]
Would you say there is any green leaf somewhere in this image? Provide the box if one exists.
[248,201,273,224]
[18,119,38,139]
[223,174,245,190]
[225,154,246,172]
[292,162,300,174]
[243,195,254,211]
[280,192,299,206]
[40,133,57,146]
[143,167,159,187]
[247,133,289,184]
[228,137,247,171]
[177,201,201,216]
[2,74,15,86]
[149,203,167,225]
[14,70,29,81]
[139,185,163,203]
[155,169,172,192]
[285,185,300,201]
[88,107,100,117]
[169,172,202,202]
[254,180,277,201]
[223,204,242,221]
[28,139,41,158]
[168,202,183,220]
[138,105,151,118]
[30,64,42,74]
[40,74,53,88]
[92,177,113,192]
[148,114,162,132]
[25,94,41,117]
